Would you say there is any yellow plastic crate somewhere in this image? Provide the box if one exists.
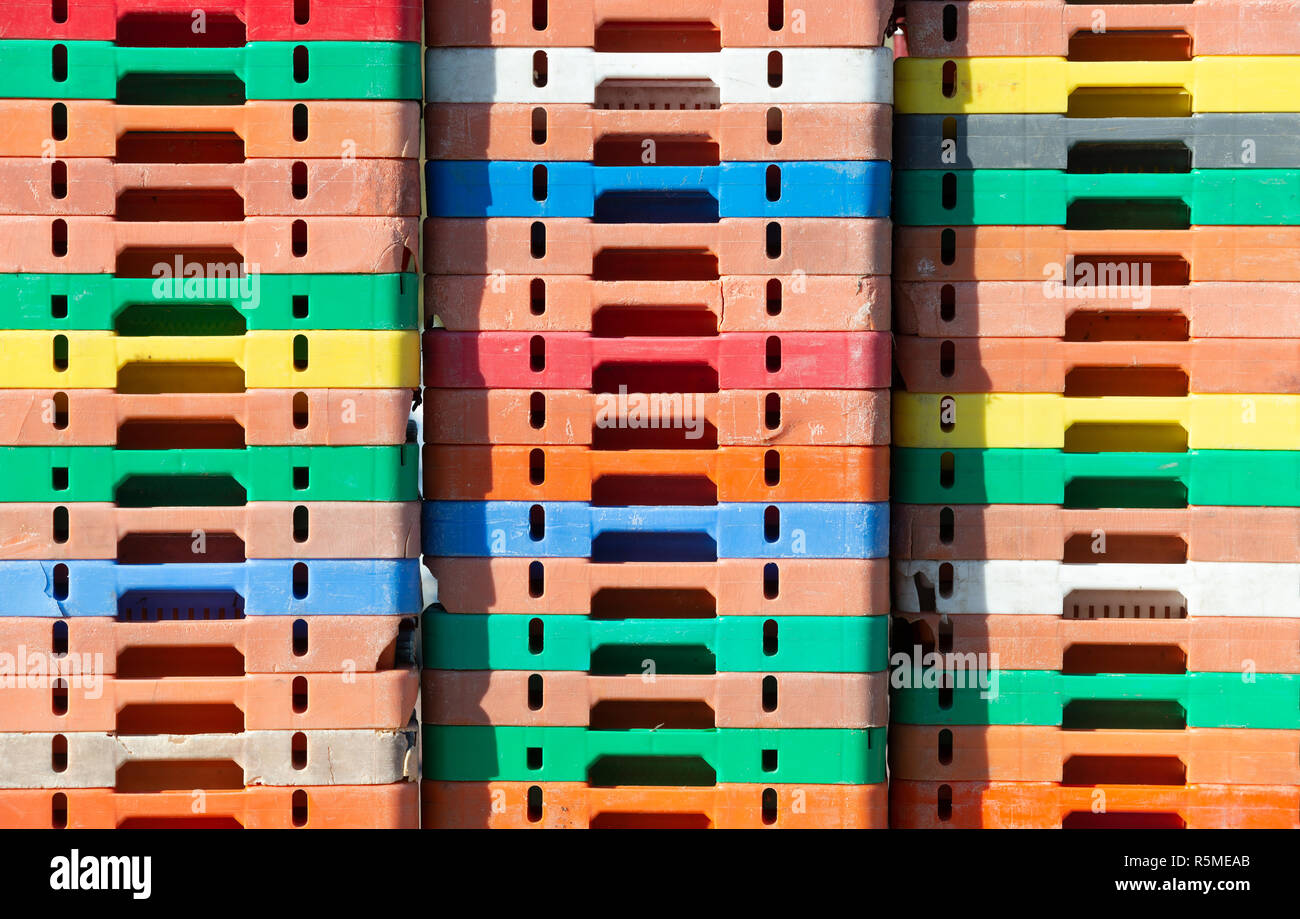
[894,392,1300,450]
[895,56,1300,115]
[0,330,420,389]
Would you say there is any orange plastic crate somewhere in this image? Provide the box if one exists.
[0,100,419,159]
[891,779,1300,829]
[890,725,1300,786]
[423,780,887,828]
[424,445,889,502]
[1,784,417,829]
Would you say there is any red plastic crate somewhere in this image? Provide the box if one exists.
[0,0,420,41]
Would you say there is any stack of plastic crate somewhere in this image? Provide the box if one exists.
[421,0,895,828]
[0,0,424,829]
[889,0,1300,828]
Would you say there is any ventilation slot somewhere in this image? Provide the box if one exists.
[1064,423,1187,453]
[1063,367,1188,398]
[1062,700,1187,731]
[1063,643,1186,676]
[115,12,246,46]
[1062,756,1187,787]
[1068,30,1193,63]
[116,532,246,564]
[589,700,716,730]
[115,703,244,735]
[593,21,721,53]
[1067,88,1191,119]
[590,588,715,620]
[1064,477,1188,510]
[1064,310,1189,342]
[1068,142,1191,174]
[1063,533,1187,565]
[588,755,716,787]
[593,134,719,166]
[116,131,245,164]
[592,475,717,507]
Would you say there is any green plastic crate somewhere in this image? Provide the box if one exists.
[0,274,418,331]
[892,448,1300,507]
[423,725,888,784]
[1,40,421,100]
[894,169,1300,226]
[892,671,1300,729]
[423,610,889,673]
[0,444,417,503]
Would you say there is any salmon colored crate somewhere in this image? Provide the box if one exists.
[0,330,420,389]
[423,780,886,828]
[895,337,1300,394]
[894,281,1300,339]
[0,502,420,560]
[424,331,891,391]
[424,388,890,446]
[427,274,890,332]
[426,103,892,162]
[425,217,891,276]
[892,613,1300,673]
[429,557,889,616]
[1,668,417,732]
[900,0,1300,58]
[424,671,887,728]
[0,100,420,159]
[1,216,417,274]
[0,390,414,446]
[0,159,420,218]
[889,725,1300,785]
[3,728,417,788]
[0,614,415,673]
[891,780,1300,829]
[1,783,417,828]
[895,227,1300,284]
[424,445,889,502]
[0,0,420,41]
[892,506,1300,564]
[427,0,893,47]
